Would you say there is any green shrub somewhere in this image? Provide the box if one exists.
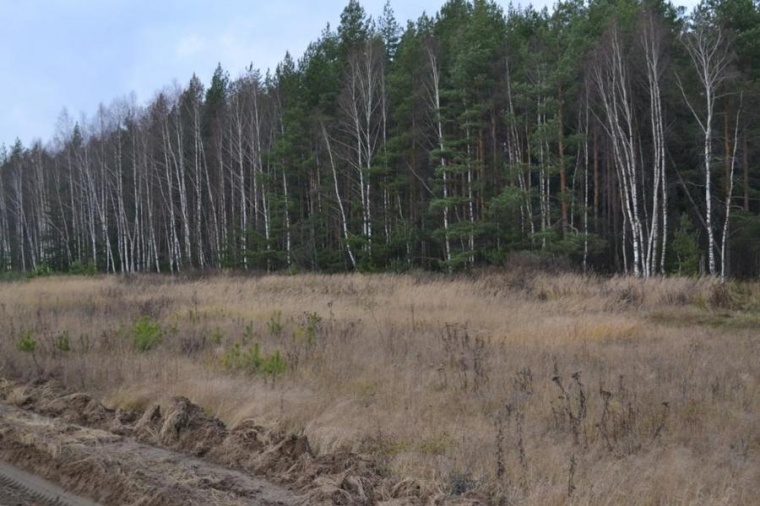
[246,342,263,373]
[132,316,163,352]
[17,329,40,370]
[292,311,322,346]
[17,330,37,353]
[221,341,286,377]
[302,312,322,344]
[0,270,25,282]
[69,261,98,276]
[208,327,225,345]
[266,310,284,338]
[54,331,71,353]
[221,342,244,370]
[261,350,287,376]
[243,321,255,343]
[27,264,52,279]
[671,214,701,275]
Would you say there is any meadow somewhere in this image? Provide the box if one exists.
[1,270,758,504]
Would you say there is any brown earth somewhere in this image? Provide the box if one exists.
[0,378,483,505]
[0,459,101,506]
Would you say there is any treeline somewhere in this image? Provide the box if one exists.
[1,0,759,276]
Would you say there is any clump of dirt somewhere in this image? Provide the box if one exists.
[248,433,313,476]
[210,421,311,474]
[134,402,162,433]
[133,396,227,457]
[216,419,273,457]
[298,451,405,505]
[2,380,116,430]
[110,407,140,436]
[0,378,465,505]
[128,394,398,503]
[3,384,37,408]
[40,393,113,427]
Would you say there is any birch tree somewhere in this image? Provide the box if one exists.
[641,10,668,276]
[592,17,670,278]
[679,7,734,276]
[720,93,741,279]
[322,122,357,269]
[339,32,384,255]
[422,32,452,268]
[0,145,10,270]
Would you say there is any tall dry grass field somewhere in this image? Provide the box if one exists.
[1,271,759,504]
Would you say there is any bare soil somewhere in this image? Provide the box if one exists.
[0,378,473,505]
[0,460,101,506]
[0,401,300,505]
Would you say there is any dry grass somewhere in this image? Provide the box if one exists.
[1,271,759,504]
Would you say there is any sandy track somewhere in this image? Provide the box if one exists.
[0,460,102,506]
[0,379,447,505]
[0,403,301,506]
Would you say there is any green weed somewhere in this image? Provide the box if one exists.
[54,331,71,353]
[266,310,284,338]
[17,329,37,353]
[208,327,225,345]
[221,342,287,377]
[132,316,163,352]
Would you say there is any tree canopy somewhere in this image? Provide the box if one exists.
[2,0,759,277]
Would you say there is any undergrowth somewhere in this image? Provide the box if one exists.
[0,272,758,504]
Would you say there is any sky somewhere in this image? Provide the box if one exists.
[0,0,699,150]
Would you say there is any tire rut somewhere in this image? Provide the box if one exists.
[0,403,302,505]
[0,460,100,506]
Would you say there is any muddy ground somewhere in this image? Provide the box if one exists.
[0,459,102,506]
[0,379,483,505]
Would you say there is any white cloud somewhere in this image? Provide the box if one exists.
[177,34,206,58]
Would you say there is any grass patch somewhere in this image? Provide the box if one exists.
[0,272,759,503]
[650,308,760,330]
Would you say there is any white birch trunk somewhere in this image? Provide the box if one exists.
[322,123,357,269]
[720,95,741,280]
[680,20,732,276]
[427,44,452,269]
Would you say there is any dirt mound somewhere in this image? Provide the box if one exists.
[109,407,140,436]
[2,381,114,430]
[39,393,113,427]
[4,385,38,408]
[132,397,227,458]
[216,419,273,457]
[0,379,449,505]
[134,402,162,435]
[217,424,392,503]
[134,407,314,470]
[210,421,308,472]
[304,473,380,505]
[300,452,394,505]
[154,397,227,456]
[250,433,313,475]
[0,403,300,505]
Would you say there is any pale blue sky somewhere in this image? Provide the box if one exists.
[1,0,698,149]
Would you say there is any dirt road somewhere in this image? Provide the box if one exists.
[0,402,301,505]
[0,460,102,506]
[0,379,446,505]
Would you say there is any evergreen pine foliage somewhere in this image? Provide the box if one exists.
[1,0,760,277]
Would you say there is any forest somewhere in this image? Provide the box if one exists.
[1,0,759,277]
